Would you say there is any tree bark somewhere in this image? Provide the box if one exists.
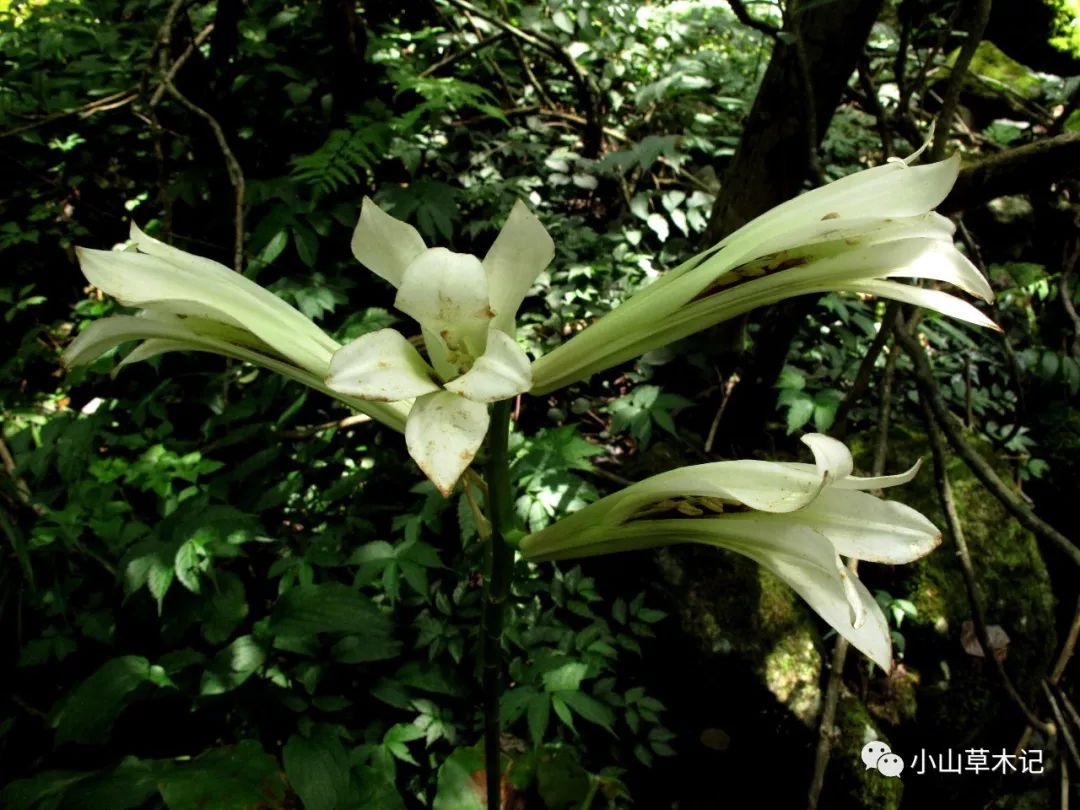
[702,0,886,449]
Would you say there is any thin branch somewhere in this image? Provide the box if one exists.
[833,301,901,436]
[726,0,780,38]
[443,0,603,156]
[150,22,216,107]
[807,340,899,810]
[1043,683,1079,770]
[1017,596,1080,753]
[0,89,137,139]
[942,132,1080,214]
[1060,240,1080,358]
[930,0,992,161]
[420,32,507,78]
[918,370,1053,735]
[278,413,372,439]
[894,326,1080,569]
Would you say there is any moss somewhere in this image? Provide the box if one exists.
[855,426,1056,743]
[827,697,903,810]
[656,546,823,722]
[945,41,1050,101]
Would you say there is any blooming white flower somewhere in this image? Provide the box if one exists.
[520,434,940,670]
[325,198,554,496]
[531,152,997,395]
[64,224,410,432]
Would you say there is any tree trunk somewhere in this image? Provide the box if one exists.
[703,0,886,450]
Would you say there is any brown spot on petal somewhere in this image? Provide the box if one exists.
[821,212,841,220]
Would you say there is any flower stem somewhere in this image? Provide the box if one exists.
[481,399,514,810]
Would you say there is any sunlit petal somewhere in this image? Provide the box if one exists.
[326,329,442,401]
[396,248,493,365]
[405,390,490,496]
[444,328,532,402]
[482,200,555,334]
[351,197,427,288]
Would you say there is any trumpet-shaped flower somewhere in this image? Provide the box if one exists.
[530,152,997,395]
[325,198,554,496]
[520,434,941,670]
[63,224,410,432]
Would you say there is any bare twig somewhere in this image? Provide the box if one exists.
[149,22,216,107]
[1043,683,1079,770]
[726,0,780,38]
[444,0,603,156]
[278,413,373,439]
[0,89,137,139]
[894,326,1080,568]
[1017,596,1080,753]
[807,339,899,810]
[918,371,1053,735]
[419,32,508,78]
[0,438,32,506]
[943,132,1080,213]
[833,301,901,436]
[930,0,992,161]
[1060,240,1080,358]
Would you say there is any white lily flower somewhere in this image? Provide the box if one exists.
[520,434,941,670]
[64,224,410,432]
[325,198,554,496]
[531,152,998,395]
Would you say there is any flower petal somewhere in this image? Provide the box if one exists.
[405,390,489,497]
[844,279,1000,330]
[396,248,493,366]
[444,328,532,402]
[482,200,555,334]
[78,228,338,375]
[801,433,853,483]
[325,329,442,401]
[350,197,427,288]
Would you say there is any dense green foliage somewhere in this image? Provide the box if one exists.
[2,0,1078,808]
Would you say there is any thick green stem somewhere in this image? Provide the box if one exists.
[481,400,515,810]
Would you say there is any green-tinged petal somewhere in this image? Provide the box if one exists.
[325,329,441,401]
[878,241,994,301]
[405,390,489,497]
[521,519,892,670]
[351,197,427,288]
[396,248,493,366]
[698,154,961,274]
[77,233,337,375]
[63,315,410,433]
[792,458,924,491]
[718,490,942,564]
[844,280,1000,330]
[482,200,555,334]
[444,328,532,402]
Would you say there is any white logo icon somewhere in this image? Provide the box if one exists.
[861,741,904,778]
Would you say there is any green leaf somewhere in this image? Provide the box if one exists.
[259,230,288,266]
[559,691,615,732]
[542,661,588,692]
[433,745,489,810]
[536,746,592,810]
[784,395,815,434]
[157,740,286,809]
[200,635,267,695]
[54,656,153,745]
[292,223,320,268]
[270,582,394,638]
[527,692,550,745]
[283,726,355,810]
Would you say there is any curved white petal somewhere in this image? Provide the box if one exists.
[832,458,924,491]
[482,200,555,334]
[350,197,427,288]
[714,155,961,271]
[801,433,853,483]
[877,240,994,301]
[444,328,532,403]
[396,248,493,364]
[77,232,337,375]
[844,280,1000,330]
[405,390,489,497]
[325,329,441,401]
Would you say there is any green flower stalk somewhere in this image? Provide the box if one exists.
[530,152,996,395]
[63,224,409,432]
[521,434,938,670]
